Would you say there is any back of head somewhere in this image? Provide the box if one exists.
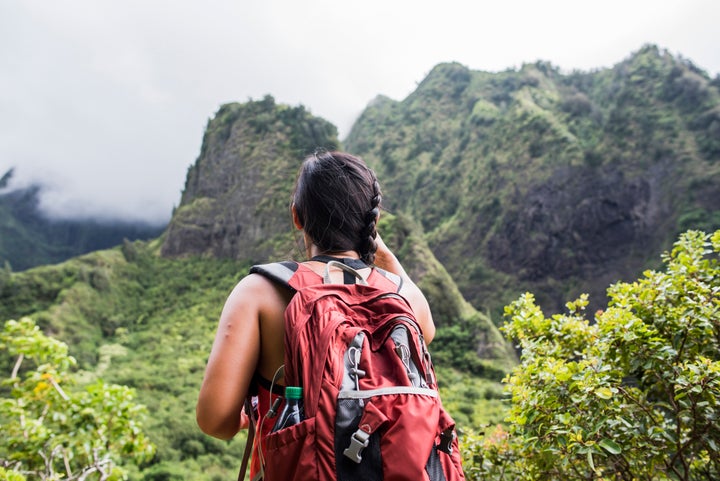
[293,151,382,264]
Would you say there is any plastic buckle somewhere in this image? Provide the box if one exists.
[343,429,370,463]
[438,428,456,455]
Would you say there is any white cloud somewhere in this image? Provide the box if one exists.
[1,0,718,223]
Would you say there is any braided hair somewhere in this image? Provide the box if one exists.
[293,151,382,264]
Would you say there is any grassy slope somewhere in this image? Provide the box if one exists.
[1,239,247,479]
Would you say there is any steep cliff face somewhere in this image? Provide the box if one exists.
[345,45,720,314]
[481,163,675,309]
[161,96,339,262]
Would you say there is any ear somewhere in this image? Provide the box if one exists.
[291,203,303,230]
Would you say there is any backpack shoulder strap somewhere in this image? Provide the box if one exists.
[249,261,299,290]
[250,260,404,293]
[250,261,325,291]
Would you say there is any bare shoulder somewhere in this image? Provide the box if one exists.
[226,272,289,308]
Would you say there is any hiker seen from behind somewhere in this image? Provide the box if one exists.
[197,151,465,480]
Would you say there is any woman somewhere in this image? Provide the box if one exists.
[196,151,436,470]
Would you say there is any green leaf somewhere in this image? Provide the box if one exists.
[587,451,596,472]
[595,387,613,399]
[599,438,622,455]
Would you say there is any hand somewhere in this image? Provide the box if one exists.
[239,409,250,430]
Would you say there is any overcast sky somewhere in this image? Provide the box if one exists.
[1,0,718,224]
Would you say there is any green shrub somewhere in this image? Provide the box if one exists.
[478,229,720,480]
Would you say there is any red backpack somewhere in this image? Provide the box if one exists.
[247,259,465,481]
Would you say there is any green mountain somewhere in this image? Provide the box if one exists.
[161,96,340,262]
[0,169,165,271]
[345,44,720,315]
[160,94,514,373]
[3,45,720,479]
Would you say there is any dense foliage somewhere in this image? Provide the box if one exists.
[0,318,154,480]
[0,241,249,479]
[462,229,720,480]
[6,227,718,480]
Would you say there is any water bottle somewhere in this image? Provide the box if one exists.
[272,386,304,432]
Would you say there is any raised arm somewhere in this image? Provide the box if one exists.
[373,234,436,342]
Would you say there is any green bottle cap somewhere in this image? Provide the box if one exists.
[285,386,303,400]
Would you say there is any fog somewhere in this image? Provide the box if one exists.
[1,0,718,224]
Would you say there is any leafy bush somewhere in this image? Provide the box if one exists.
[0,318,154,480]
[474,229,720,480]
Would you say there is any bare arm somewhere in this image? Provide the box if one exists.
[196,275,267,440]
[374,234,436,342]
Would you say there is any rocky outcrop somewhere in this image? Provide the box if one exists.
[487,164,671,281]
[161,96,339,262]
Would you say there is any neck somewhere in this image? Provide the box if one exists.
[303,233,360,260]
[313,251,360,260]
[306,244,358,261]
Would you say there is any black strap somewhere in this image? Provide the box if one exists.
[310,255,368,269]
[256,374,285,397]
[249,261,298,290]
[238,398,257,481]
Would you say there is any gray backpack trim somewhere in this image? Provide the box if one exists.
[373,267,403,292]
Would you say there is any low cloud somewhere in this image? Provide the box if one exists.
[1,0,717,224]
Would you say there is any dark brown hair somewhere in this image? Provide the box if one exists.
[293,151,382,264]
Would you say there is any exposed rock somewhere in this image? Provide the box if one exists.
[487,164,671,282]
[161,96,339,262]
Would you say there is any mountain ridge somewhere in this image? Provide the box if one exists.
[5,45,718,318]
[345,44,720,314]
